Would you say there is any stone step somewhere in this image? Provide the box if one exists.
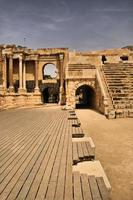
[73,160,111,191]
[109,89,133,93]
[113,97,133,100]
[72,172,110,200]
[112,95,133,99]
[108,86,133,89]
[72,137,95,165]
[113,99,133,103]
[106,78,133,81]
[114,104,133,109]
[104,71,133,76]
[108,84,133,87]
[115,109,133,118]
[104,70,133,72]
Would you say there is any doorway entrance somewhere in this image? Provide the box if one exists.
[75,85,95,108]
[41,63,59,103]
[42,83,59,103]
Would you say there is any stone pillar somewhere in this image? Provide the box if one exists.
[0,48,4,94]
[9,54,14,93]
[59,53,66,105]
[18,56,23,93]
[0,48,2,84]
[34,60,39,93]
[3,55,7,90]
[23,61,26,92]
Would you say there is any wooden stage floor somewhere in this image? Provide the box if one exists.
[0,106,109,200]
[0,107,72,200]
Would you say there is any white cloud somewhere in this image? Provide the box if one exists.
[44,23,59,31]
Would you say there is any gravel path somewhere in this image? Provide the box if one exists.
[76,109,133,200]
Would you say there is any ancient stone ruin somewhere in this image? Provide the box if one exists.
[0,44,133,118]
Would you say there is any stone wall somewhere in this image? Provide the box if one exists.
[69,52,101,66]
[95,77,105,114]
[0,45,133,116]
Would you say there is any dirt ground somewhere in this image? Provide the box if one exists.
[76,109,133,200]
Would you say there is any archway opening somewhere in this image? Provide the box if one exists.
[42,85,59,103]
[42,63,57,80]
[75,85,95,109]
[41,63,59,103]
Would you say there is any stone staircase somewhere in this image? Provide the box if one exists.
[102,62,133,118]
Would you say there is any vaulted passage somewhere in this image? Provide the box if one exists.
[75,85,95,108]
[42,84,59,103]
[41,63,59,103]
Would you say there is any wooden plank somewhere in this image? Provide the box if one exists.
[70,113,76,116]
[72,123,80,127]
[45,182,57,200]
[0,117,54,200]
[0,109,74,200]
[80,174,92,200]
[34,113,67,200]
[73,171,83,200]
[72,142,79,164]
[0,110,38,147]
[68,117,78,120]
[10,120,56,200]
[0,110,61,200]
[77,142,84,159]
[46,115,68,200]
[72,126,84,138]
[0,118,45,173]
[26,112,65,200]
[86,141,95,157]
[54,128,68,200]
[69,110,75,113]
[88,175,102,200]
[0,112,48,158]
[64,134,73,200]
[96,177,109,200]
[0,114,52,181]
[82,142,90,158]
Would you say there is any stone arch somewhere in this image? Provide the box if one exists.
[42,63,58,80]
[42,86,59,103]
[40,62,60,104]
[74,80,95,92]
[67,80,96,108]
[75,84,96,108]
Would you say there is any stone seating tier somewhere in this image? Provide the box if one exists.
[102,63,133,118]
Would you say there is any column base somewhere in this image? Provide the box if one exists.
[9,86,14,93]
[0,86,5,95]
[34,87,40,94]
[18,88,26,94]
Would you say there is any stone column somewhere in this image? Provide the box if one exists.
[0,48,4,94]
[59,53,66,105]
[3,55,7,90]
[18,56,23,93]
[23,61,26,92]
[34,60,39,93]
[0,49,4,94]
[0,48,2,84]
[9,54,14,93]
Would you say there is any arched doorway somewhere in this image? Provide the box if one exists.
[42,85,59,103]
[75,85,95,108]
[41,63,59,103]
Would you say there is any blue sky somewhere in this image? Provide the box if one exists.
[0,0,133,51]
